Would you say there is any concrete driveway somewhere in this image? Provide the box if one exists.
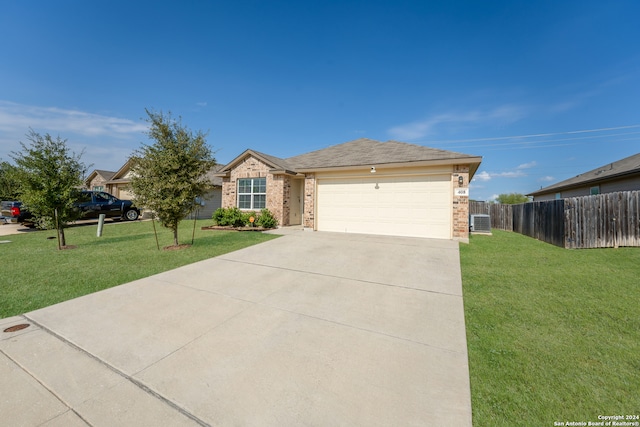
[0,221,36,236]
[0,230,472,426]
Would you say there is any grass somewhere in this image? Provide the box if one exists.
[1,220,279,318]
[460,230,640,426]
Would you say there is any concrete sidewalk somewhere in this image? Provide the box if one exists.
[1,231,472,426]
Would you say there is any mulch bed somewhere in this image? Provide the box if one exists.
[201,225,272,232]
[163,244,192,251]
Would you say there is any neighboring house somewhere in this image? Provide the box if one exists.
[528,152,640,201]
[84,169,116,191]
[216,138,482,240]
[193,166,223,220]
[104,160,135,200]
[87,161,223,220]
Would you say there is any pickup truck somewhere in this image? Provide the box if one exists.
[0,201,33,225]
[75,190,140,221]
[1,191,140,226]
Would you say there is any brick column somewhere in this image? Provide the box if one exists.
[267,174,286,226]
[452,165,470,240]
[303,173,315,229]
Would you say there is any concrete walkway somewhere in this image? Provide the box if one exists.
[1,230,472,426]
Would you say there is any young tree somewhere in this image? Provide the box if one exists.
[11,130,87,249]
[130,110,216,247]
[495,193,531,204]
[0,160,21,201]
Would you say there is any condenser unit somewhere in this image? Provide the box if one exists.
[470,214,491,233]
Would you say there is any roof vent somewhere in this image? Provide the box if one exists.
[470,214,491,233]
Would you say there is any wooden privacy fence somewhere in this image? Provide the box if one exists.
[564,191,640,249]
[469,201,513,231]
[469,190,640,249]
[513,200,566,247]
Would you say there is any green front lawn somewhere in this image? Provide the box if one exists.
[1,220,278,318]
[460,230,640,426]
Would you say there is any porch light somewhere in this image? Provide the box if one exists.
[458,175,464,186]
[371,167,376,173]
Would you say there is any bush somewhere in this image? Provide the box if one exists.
[212,207,278,229]
[255,209,278,228]
[212,207,246,227]
[243,211,257,225]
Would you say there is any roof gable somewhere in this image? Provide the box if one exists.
[529,152,640,196]
[111,159,133,180]
[84,169,116,186]
[218,149,295,174]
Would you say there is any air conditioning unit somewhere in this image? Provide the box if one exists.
[470,214,491,233]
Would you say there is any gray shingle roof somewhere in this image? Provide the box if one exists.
[218,138,481,176]
[250,150,296,172]
[95,170,116,181]
[285,138,479,169]
[528,152,640,196]
[204,164,225,187]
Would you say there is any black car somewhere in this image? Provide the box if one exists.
[75,191,140,221]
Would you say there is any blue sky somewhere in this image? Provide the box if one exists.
[1,0,639,201]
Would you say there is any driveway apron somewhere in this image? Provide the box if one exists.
[1,231,472,426]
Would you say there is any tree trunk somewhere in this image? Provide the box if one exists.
[172,227,179,246]
[58,227,66,248]
[54,208,64,249]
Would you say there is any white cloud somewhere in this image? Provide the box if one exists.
[517,161,537,169]
[0,100,148,170]
[388,113,463,140]
[387,104,526,140]
[472,169,526,182]
[494,170,526,178]
[474,171,492,181]
[539,175,555,182]
[0,101,147,137]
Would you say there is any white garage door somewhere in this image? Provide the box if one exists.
[317,174,452,239]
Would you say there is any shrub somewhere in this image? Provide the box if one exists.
[255,209,278,229]
[212,207,278,228]
[212,207,246,227]
[243,211,257,226]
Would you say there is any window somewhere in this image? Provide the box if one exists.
[555,192,561,200]
[78,191,93,203]
[95,192,116,203]
[237,177,266,209]
[92,185,104,191]
[590,186,600,195]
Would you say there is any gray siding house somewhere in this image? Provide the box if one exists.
[528,152,640,201]
[85,162,223,220]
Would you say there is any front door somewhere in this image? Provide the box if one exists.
[289,179,303,225]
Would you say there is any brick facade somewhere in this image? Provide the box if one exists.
[86,174,109,191]
[451,165,470,240]
[303,173,315,229]
[221,155,290,226]
[283,175,293,226]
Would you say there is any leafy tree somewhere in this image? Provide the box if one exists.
[0,160,21,201]
[495,193,530,204]
[130,110,216,247]
[11,130,87,249]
